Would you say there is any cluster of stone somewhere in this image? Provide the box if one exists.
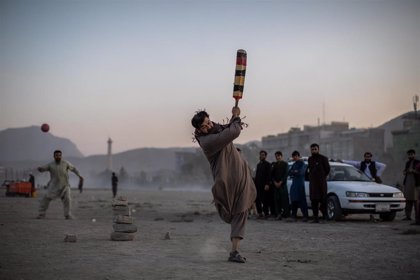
[110,196,137,241]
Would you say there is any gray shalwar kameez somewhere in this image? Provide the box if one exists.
[196,117,256,239]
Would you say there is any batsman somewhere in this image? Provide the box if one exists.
[191,49,256,263]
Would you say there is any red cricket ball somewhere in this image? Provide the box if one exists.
[41,123,50,133]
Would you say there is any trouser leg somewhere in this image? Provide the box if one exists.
[230,211,248,240]
[263,188,275,216]
[262,190,270,216]
[416,187,420,224]
[320,197,327,219]
[405,200,413,219]
[274,188,281,216]
[39,196,52,215]
[255,190,263,215]
[281,189,291,217]
[301,197,309,218]
[270,187,276,216]
[273,190,278,216]
[291,201,298,218]
[311,200,320,217]
[61,187,71,217]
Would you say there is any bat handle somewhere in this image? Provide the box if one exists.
[234,99,239,108]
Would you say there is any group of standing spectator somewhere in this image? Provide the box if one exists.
[252,144,420,226]
[254,150,290,220]
[253,143,331,223]
[288,144,330,223]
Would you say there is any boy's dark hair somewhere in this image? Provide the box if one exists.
[275,151,283,157]
[292,150,300,157]
[407,149,415,155]
[191,111,209,129]
[53,150,62,156]
[260,150,267,156]
[310,143,319,148]
[364,152,372,157]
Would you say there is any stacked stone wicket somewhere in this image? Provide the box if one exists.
[110,197,137,241]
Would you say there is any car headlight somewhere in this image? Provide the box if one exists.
[393,192,404,198]
[346,191,369,197]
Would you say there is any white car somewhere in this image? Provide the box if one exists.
[287,161,406,221]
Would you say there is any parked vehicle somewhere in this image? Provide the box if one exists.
[287,161,405,221]
[5,181,33,197]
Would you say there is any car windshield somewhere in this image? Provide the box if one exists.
[328,165,372,182]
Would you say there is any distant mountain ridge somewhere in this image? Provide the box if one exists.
[0,126,200,185]
[0,126,84,162]
[70,147,197,176]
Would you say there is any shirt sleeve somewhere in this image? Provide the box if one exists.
[324,157,331,176]
[375,162,386,177]
[199,120,241,157]
[67,162,81,177]
[38,163,50,172]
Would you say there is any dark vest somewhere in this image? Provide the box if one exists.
[360,161,377,178]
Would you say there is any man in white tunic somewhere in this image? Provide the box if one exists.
[37,150,84,219]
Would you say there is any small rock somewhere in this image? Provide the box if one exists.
[164,232,171,240]
[64,234,77,242]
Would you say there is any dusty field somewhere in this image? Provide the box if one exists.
[0,187,419,280]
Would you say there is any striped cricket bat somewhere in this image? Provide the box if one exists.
[233,49,247,107]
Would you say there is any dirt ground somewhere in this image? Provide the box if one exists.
[0,187,419,280]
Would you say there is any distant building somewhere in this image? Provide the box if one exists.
[391,112,420,163]
[262,121,385,160]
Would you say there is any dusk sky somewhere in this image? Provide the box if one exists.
[1,0,419,156]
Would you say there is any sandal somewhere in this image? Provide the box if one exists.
[228,251,246,263]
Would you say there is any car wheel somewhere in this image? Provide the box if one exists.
[379,212,396,221]
[327,196,342,221]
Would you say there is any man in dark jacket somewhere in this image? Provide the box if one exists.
[307,143,330,222]
[403,149,420,225]
[28,173,35,197]
[271,151,290,219]
[254,150,273,218]
[111,172,118,198]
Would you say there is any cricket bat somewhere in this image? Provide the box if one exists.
[233,49,247,107]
